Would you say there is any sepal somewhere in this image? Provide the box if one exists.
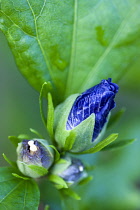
[54,94,78,150]
[60,188,81,200]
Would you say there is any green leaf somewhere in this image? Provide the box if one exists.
[63,131,76,151]
[18,134,30,139]
[12,173,30,181]
[75,133,118,154]
[78,176,93,185]
[56,159,68,164]
[9,134,30,147]
[60,188,81,200]
[28,165,48,176]
[29,128,43,139]
[39,82,49,127]
[49,174,68,189]
[47,93,54,140]
[102,138,136,151]
[8,136,21,147]
[2,153,17,168]
[1,1,140,101]
[107,108,126,129]
[39,83,55,138]
[48,145,60,162]
[0,167,40,210]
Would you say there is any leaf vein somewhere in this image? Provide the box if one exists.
[0,10,35,38]
[23,181,27,210]
[26,0,53,80]
[0,178,16,183]
[65,0,78,96]
[36,0,47,20]
[0,181,23,204]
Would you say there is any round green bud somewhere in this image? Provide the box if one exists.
[17,139,54,178]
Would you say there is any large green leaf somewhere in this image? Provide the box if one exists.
[0,167,40,210]
[0,0,140,102]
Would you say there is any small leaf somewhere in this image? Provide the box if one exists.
[60,188,81,200]
[8,136,21,147]
[12,173,30,180]
[49,174,68,189]
[107,108,126,128]
[48,145,60,162]
[0,167,40,209]
[75,133,118,154]
[102,138,136,151]
[28,165,48,176]
[56,159,68,164]
[64,131,76,151]
[47,93,54,140]
[18,134,30,139]
[55,184,65,190]
[39,82,52,127]
[2,153,17,168]
[78,176,93,185]
[9,135,30,147]
[30,128,44,139]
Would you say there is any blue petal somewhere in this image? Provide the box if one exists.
[66,78,119,141]
[21,140,52,168]
[59,158,84,182]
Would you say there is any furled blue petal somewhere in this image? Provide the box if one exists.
[66,78,119,141]
[17,139,54,178]
[20,139,53,168]
[59,158,85,183]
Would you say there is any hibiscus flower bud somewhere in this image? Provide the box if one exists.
[54,78,119,153]
[66,78,118,140]
[17,139,54,178]
[51,156,87,185]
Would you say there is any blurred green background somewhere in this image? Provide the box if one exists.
[0,31,140,210]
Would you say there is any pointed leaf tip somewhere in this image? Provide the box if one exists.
[75,133,118,154]
[102,138,136,151]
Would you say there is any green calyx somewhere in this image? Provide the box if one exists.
[54,94,109,153]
